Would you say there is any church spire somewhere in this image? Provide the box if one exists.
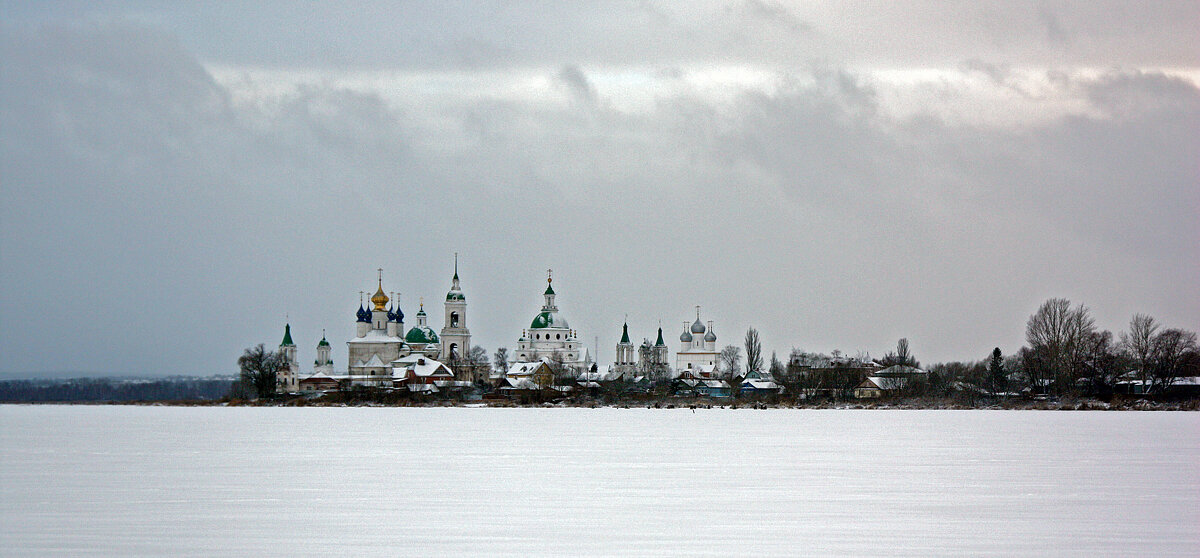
[280,323,294,347]
[446,254,464,301]
[620,320,631,344]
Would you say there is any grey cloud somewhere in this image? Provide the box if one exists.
[1,20,1197,378]
[1038,3,1071,44]
[737,0,812,33]
[557,64,597,106]
[7,2,1195,70]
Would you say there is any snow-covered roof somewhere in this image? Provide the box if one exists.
[701,379,729,388]
[407,384,439,393]
[861,376,908,390]
[501,377,540,390]
[875,365,926,376]
[391,355,452,378]
[742,379,781,390]
[347,329,404,344]
[578,365,623,382]
[508,361,547,377]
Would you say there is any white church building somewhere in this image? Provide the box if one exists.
[277,260,472,392]
[513,271,588,370]
[676,307,719,373]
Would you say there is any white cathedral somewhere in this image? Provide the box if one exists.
[677,307,719,372]
[275,260,471,392]
[513,271,588,369]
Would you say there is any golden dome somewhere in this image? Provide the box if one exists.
[371,280,389,311]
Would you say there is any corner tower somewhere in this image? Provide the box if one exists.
[277,322,299,393]
[614,320,635,376]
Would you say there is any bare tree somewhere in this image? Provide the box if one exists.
[769,351,784,379]
[1078,330,1125,397]
[493,347,510,375]
[1149,328,1199,393]
[548,351,572,385]
[237,344,286,399]
[466,345,489,383]
[1026,298,1096,393]
[880,338,920,368]
[1120,314,1158,392]
[718,345,742,379]
[744,328,763,376]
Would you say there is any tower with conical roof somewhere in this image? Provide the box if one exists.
[652,326,670,373]
[614,320,636,376]
[440,253,471,364]
[277,322,299,393]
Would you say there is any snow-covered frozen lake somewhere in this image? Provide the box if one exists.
[1,406,1197,556]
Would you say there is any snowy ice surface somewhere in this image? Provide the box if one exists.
[1,406,1197,557]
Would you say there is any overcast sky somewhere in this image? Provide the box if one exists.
[1,1,1197,378]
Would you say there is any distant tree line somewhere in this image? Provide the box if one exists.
[0,376,234,403]
[922,299,1199,401]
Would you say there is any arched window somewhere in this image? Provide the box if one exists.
[556,334,561,340]
[450,312,459,328]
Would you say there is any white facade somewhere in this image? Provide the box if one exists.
[514,273,585,369]
[439,256,471,362]
[276,324,299,393]
[347,281,407,387]
[613,322,636,377]
[676,308,719,372]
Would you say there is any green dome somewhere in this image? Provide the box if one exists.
[446,291,465,301]
[530,311,568,329]
[405,325,440,344]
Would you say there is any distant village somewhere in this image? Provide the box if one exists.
[245,260,1200,406]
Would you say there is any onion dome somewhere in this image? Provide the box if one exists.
[371,283,389,311]
[656,327,665,346]
[405,324,440,344]
[317,331,330,347]
[680,328,693,342]
[356,304,369,323]
[531,310,567,329]
[704,326,717,342]
[691,318,706,334]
